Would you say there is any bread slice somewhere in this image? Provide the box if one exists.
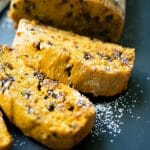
[13,19,135,97]
[0,45,95,150]
[0,111,12,150]
[8,0,125,42]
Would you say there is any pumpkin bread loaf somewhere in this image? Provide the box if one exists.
[9,0,125,42]
[13,19,135,97]
[0,45,96,150]
[0,111,12,150]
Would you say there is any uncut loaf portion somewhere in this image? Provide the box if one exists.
[9,0,125,42]
[0,111,12,150]
[0,45,96,150]
[13,19,135,97]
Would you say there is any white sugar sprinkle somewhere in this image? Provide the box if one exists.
[147,76,150,81]
[110,139,114,143]
[92,79,144,143]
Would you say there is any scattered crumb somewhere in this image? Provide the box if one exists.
[146,76,150,81]
[110,139,114,143]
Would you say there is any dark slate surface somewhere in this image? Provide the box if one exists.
[0,0,150,149]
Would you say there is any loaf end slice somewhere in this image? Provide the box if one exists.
[8,0,125,42]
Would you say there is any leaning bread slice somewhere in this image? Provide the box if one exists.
[8,0,125,42]
[13,19,135,96]
[0,111,12,150]
[0,45,95,150]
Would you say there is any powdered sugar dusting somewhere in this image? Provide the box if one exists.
[13,133,26,147]
[91,79,144,142]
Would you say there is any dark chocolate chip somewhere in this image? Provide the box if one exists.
[65,65,72,77]
[27,106,34,114]
[121,57,129,65]
[4,63,13,70]
[37,83,42,91]
[48,103,55,111]
[34,72,45,81]
[52,132,57,138]
[68,106,74,111]
[47,90,54,97]
[62,0,68,3]
[22,91,32,99]
[105,14,113,23]
[70,3,74,8]
[113,50,122,59]
[12,3,17,9]
[35,42,41,51]
[47,41,53,46]
[97,53,112,62]
[83,12,91,22]
[1,76,15,93]
[53,92,64,100]
[113,0,120,6]
[66,11,73,17]
[30,28,35,31]
[77,99,86,107]
[93,16,99,24]
[84,52,93,60]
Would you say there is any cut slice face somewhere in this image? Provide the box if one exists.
[0,45,96,150]
[0,111,12,150]
[13,19,135,96]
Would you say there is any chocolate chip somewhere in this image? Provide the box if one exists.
[24,7,31,14]
[69,124,77,129]
[83,12,91,22]
[52,132,57,138]
[27,106,34,114]
[44,90,59,99]
[44,95,49,99]
[68,106,74,111]
[105,14,113,23]
[70,3,74,8]
[37,83,42,91]
[93,16,99,24]
[34,72,45,81]
[30,28,35,31]
[62,0,68,4]
[47,41,53,46]
[66,11,73,17]
[35,42,41,50]
[4,63,13,70]
[1,76,15,93]
[22,91,32,99]
[104,56,112,62]
[113,0,120,6]
[53,91,64,100]
[84,52,93,60]
[121,57,129,65]
[48,103,55,111]
[12,3,17,9]
[47,89,53,96]
[113,50,122,59]
[97,53,112,62]
[77,99,86,107]
[65,65,72,77]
